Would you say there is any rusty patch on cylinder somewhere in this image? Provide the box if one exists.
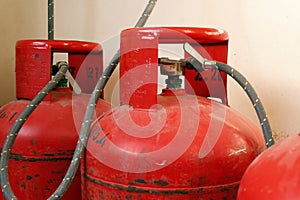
[8,153,73,162]
[84,173,204,195]
[134,178,169,186]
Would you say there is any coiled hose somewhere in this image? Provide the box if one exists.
[184,43,274,148]
[186,59,275,147]
[46,1,157,199]
[215,61,274,148]
[0,0,157,199]
[183,42,274,148]
[0,62,69,199]
[48,0,54,40]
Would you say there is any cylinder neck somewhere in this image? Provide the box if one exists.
[161,88,186,96]
[165,75,182,89]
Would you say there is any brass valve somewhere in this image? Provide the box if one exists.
[158,56,205,75]
[159,57,189,89]
[158,57,186,76]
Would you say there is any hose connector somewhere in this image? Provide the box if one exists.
[56,61,82,95]
[183,42,217,70]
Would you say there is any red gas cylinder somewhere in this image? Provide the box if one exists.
[81,27,266,199]
[237,133,300,200]
[0,40,111,199]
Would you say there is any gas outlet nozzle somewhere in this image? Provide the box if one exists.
[158,42,217,76]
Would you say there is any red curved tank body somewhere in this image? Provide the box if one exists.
[81,27,266,200]
[82,90,265,199]
[0,40,111,199]
[237,133,300,200]
[0,91,110,199]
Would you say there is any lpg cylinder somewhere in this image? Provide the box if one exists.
[81,27,266,200]
[237,133,300,200]
[0,40,111,199]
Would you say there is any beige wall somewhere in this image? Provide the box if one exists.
[0,0,299,138]
[0,0,46,105]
